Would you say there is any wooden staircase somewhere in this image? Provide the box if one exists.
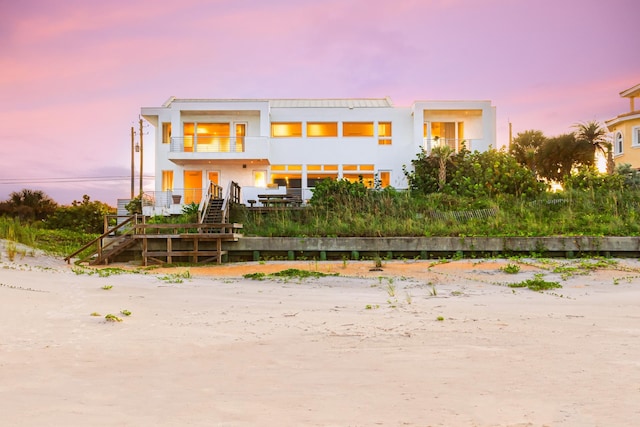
[201,197,225,232]
[90,235,138,265]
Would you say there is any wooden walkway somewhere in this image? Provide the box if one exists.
[65,215,243,266]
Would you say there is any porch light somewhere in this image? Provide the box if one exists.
[135,141,140,153]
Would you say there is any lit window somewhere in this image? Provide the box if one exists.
[343,122,374,137]
[360,164,374,171]
[307,122,338,137]
[378,122,392,145]
[307,165,322,171]
[271,122,302,137]
[343,165,357,171]
[379,171,390,188]
[162,170,174,191]
[324,164,338,171]
[162,123,172,144]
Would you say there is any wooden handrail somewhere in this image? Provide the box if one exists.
[64,215,140,264]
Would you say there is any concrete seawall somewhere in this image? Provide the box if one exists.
[221,236,640,260]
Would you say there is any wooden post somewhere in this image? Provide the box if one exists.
[167,237,172,264]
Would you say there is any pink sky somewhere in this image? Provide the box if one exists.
[1,0,638,205]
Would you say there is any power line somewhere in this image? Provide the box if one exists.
[0,176,155,185]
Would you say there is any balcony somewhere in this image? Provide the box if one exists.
[168,136,270,164]
[423,138,476,154]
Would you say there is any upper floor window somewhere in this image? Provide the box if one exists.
[615,132,623,155]
[162,123,171,144]
[378,122,392,145]
[271,122,302,137]
[633,126,640,147]
[343,122,374,137]
[307,122,338,137]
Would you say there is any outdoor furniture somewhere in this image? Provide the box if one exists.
[258,194,302,207]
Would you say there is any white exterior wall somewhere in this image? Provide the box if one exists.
[141,97,496,206]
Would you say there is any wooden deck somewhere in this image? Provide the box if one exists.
[64,215,243,266]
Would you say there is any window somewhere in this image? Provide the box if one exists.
[307,122,338,137]
[343,164,375,188]
[379,171,391,188]
[307,165,338,187]
[253,170,266,187]
[615,132,623,155]
[271,165,302,188]
[378,122,392,145]
[162,123,172,144]
[343,122,374,137]
[633,126,640,147]
[182,122,230,152]
[161,170,174,191]
[271,122,302,137]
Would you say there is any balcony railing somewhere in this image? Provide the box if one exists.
[423,138,472,153]
[171,136,245,153]
[142,188,205,208]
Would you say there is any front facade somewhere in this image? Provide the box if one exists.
[141,97,496,209]
[606,83,640,168]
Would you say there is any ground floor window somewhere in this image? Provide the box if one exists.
[161,170,174,191]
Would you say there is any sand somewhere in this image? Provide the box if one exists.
[1,240,639,426]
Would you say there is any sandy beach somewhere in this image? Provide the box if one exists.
[1,240,639,426]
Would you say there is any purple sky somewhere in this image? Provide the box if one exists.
[1,0,638,205]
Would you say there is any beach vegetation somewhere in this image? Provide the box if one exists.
[101,285,113,290]
[120,309,132,316]
[508,274,561,292]
[105,313,122,322]
[501,263,521,274]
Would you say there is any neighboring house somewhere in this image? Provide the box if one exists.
[605,83,640,167]
[140,97,496,211]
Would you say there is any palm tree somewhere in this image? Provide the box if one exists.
[510,130,546,174]
[431,145,455,191]
[574,121,614,175]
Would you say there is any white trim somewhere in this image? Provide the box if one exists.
[615,131,624,155]
[633,126,640,147]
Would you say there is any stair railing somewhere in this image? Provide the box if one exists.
[198,181,224,224]
[221,181,241,224]
[64,214,141,264]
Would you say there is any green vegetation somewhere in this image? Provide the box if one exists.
[104,314,122,322]
[120,309,132,316]
[508,274,562,292]
[501,263,521,274]
[158,270,192,283]
[2,120,640,262]
[243,268,338,280]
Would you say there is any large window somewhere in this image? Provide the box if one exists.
[307,122,338,137]
[343,122,374,137]
[343,164,375,188]
[307,164,338,187]
[271,122,302,137]
[183,122,230,152]
[271,165,302,188]
[378,122,392,145]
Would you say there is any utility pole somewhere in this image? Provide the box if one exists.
[130,126,135,199]
[139,118,144,198]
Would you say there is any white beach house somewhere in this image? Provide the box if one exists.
[140,97,496,212]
